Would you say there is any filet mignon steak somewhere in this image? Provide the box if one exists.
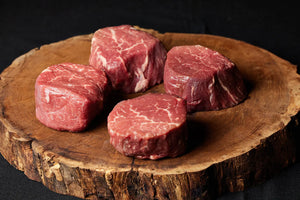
[35,63,108,132]
[107,93,188,160]
[89,25,167,94]
[164,45,247,112]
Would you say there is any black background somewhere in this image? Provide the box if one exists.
[0,0,299,199]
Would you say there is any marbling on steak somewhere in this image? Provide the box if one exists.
[164,45,247,112]
[35,63,108,132]
[89,25,167,94]
[107,93,188,160]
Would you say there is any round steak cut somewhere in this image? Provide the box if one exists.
[164,45,247,112]
[107,93,188,160]
[89,25,167,94]
[35,63,108,132]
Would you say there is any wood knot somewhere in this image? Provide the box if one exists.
[105,171,113,189]
[44,162,63,181]
[43,153,63,181]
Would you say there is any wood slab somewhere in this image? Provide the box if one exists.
[0,28,300,200]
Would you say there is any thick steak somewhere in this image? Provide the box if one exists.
[89,25,167,94]
[107,93,188,160]
[35,63,108,132]
[164,45,247,112]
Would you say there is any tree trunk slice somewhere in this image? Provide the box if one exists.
[0,28,300,200]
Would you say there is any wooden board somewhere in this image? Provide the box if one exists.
[0,29,300,200]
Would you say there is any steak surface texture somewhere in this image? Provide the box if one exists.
[89,25,167,94]
[35,63,108,132]
[164,45,247,112]
[107,93,188,160]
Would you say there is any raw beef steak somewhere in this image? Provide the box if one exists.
[107,93,188,160]
[35,63,108,132]
[89,25,167,94]
[164,45,247,112]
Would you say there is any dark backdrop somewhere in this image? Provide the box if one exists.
[0,0,299,199]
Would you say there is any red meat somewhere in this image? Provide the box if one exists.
[164,45,247,112]
[107,93,188,160]
[35,63,108,132]
[89,25,167,94]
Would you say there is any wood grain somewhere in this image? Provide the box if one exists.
[0,29,300,199]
